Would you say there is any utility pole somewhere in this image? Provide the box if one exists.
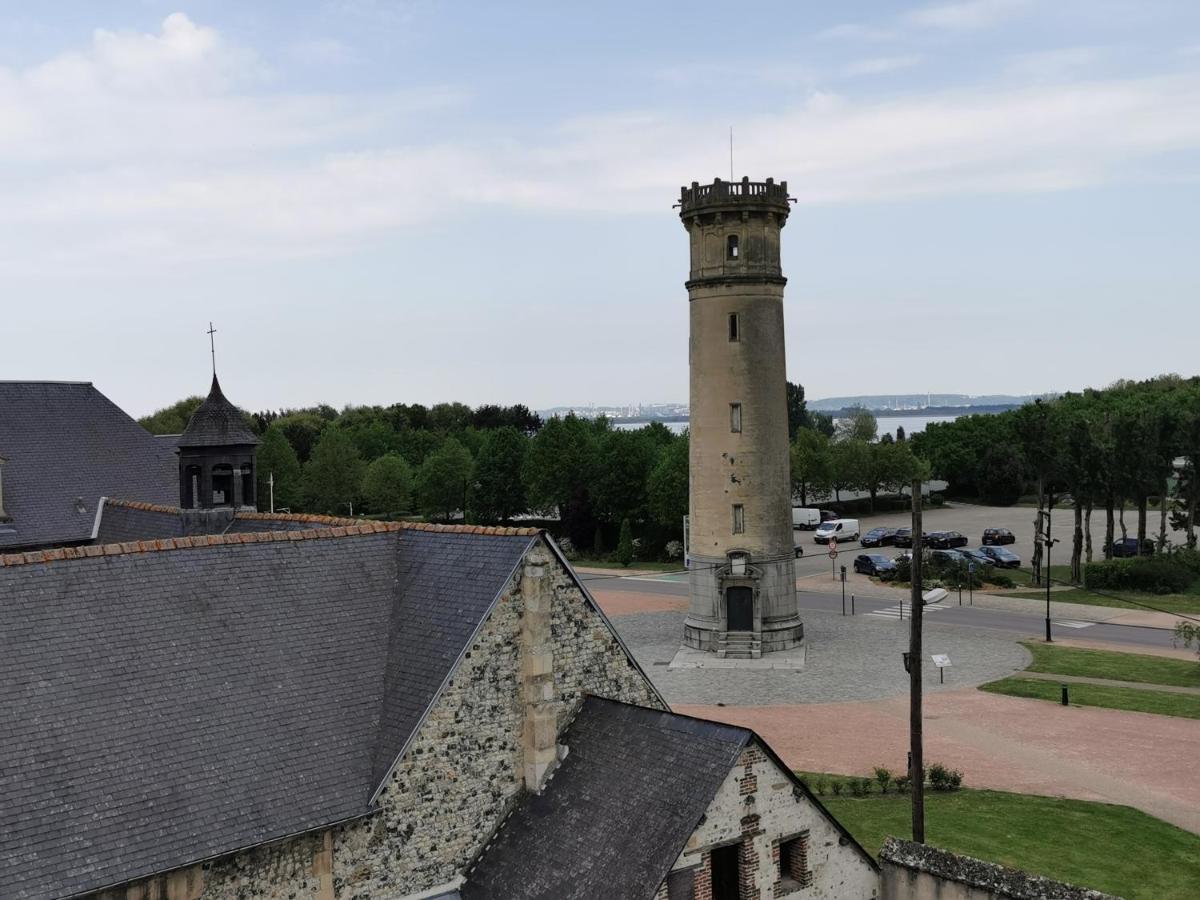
[269,472,275,514]
[909,478,925,843]
[1044,502,1056,642]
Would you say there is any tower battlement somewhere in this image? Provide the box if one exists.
[678,177,791,220]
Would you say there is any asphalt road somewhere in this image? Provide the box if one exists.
[584,571,1179,650]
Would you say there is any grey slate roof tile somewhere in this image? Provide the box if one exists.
[0,383,178,549]
[461,697,752,900]
[0,528,535,899]
[177,376,259,448]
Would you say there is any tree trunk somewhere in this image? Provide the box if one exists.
[1119,501,1127,539]
[1105,497,1115,560]
[1159,477,1169,552]
[1188,471,1198,550]
[1071,501,1083,584]
[800,483,807,508]
[1031,479,1044,585]
[869,486,877,513]
[1137,495,1147,545]
[1084,501,1094,563]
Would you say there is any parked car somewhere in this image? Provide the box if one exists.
[814,518,861,544]
[929,548,967,567]
[1110,537,1154,558]
[961,548,994,568]
[979,545,1021,568]
[860,527,898,548]
[792,507,822,530]
[927,531,969,549]
[820,509,838,522]
[982,527,1016,546]
[853,554,897,578]
[892,528,928,548]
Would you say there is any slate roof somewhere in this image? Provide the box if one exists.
[0,382,178,549]
[0,524,536,899]
[178,375,260,448]
[461,698,755,900]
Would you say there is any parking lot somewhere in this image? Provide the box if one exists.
[792,500,1189,580]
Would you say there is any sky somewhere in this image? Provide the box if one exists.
[2,0,1199,417]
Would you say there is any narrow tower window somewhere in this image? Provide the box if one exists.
[727,234,740,259]
[730,403,742,433]
[728,313,740,342]
[732,504,745,534]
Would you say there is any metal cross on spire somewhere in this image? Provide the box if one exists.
[206,322,218,377]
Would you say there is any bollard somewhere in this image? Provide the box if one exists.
[1061,684,1069,706]
[899,600,903,620]
[851,594,855,615]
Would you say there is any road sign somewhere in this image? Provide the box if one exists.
[827,538,837,550]
[827,549,838,560]
[931,654,951,668]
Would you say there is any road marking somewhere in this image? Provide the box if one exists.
[866,604,950,619]
[1052,620,1096,629]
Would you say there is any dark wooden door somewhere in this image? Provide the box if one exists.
[726,587,753,632]
[711,843,740,900]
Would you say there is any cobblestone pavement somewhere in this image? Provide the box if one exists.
[677,691,1200,835]
[610,608,1030,706]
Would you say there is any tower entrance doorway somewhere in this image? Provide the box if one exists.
[726,587,753,632]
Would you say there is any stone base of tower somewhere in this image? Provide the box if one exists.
[683,555,804,656]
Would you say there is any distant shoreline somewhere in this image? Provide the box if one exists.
[605,404,1018,427]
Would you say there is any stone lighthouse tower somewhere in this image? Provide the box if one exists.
[678,177,803,657]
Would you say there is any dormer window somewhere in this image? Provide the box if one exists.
[727,234,739,259]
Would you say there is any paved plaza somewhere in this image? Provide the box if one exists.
[612,608,1029,706]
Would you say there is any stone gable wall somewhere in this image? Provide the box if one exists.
[88,538,663,900]
[661,744,879,900]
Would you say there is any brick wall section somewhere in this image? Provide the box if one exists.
[694,851,713,900]
[84,539,663,900]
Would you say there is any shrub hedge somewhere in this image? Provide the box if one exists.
[1084,557,1196,595]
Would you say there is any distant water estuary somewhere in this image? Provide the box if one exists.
[611,413,965,438]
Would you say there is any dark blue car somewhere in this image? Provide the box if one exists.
[853,554,897,578]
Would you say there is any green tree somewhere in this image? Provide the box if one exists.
[616,518,635,567]
[646,435,689,531]
[274,412,329,463]
[361,453,414,516]
[471,426,529,523]
[138,396,205,435]
[830,439,870,503]
[302,429,366,514]
[836,406,878,443]
[790,429,832,507]
[416,437,474,521]
[255,425,302,512]
[594,429,660,525]
[524,414,602,549]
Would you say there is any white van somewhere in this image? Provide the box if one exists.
[791,507,822,529]
[813,518,860,544]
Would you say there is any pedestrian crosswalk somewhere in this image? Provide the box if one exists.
[866,603,950,620]
[1052,619,1095,629]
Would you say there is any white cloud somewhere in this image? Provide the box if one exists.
[3,14,1200,269]
[906,0,1031,30]
[1006,46,1107,80]
[842,55,923,77]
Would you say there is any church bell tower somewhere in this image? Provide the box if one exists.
[678,177,803,657]
[177,374,260,511]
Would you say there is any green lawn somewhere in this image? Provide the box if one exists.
[979,676,1200,719]
[1021,641,1200,688]
[820,788,1200,899]
[1006,586,1200,615]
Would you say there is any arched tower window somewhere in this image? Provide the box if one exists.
[211,464,234,507]
[240,463,255,508]
[183,465,202,509]
[726,234,739,259]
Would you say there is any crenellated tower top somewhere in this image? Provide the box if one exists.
[678,177,793,286]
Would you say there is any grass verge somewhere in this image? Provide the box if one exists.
[1021,640,1200,688]
[819,787,1200,899]
[979,676,1200,719]
[1005,587,1200,615]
